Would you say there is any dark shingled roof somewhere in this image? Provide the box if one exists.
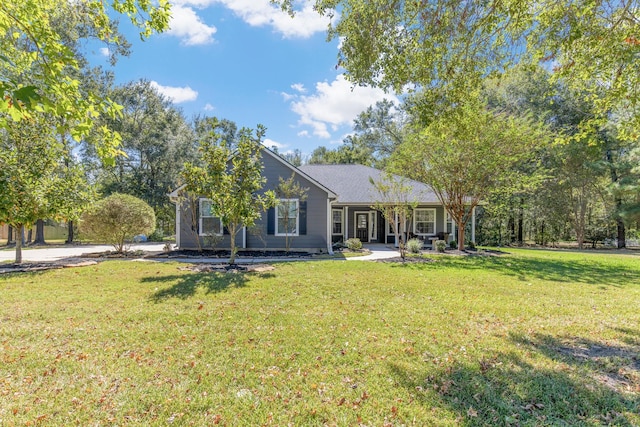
[298,164,440,205]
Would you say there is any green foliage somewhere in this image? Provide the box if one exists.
[345,237,362,251]
[0,113,94,263]
[182,118,276,264]
[396,95,547,250]
[434,240,447,253]
[449,240,457,249]
[0,0,171,160]
[406,238,423,254]
[83,79,196,234]
[80,193,155,252]
[277,0,640,139]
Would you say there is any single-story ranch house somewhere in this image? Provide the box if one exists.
[169,147,476,254]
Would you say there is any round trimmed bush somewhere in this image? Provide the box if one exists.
[435,240,447,253]
[345,238,363,251]
[406,238,423,253]
[80,193,156,252]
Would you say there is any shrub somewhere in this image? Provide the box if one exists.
[80,193,156,252]
[449,240,457,249]
[467,241,476,250]
[435,240,447,252]
[345,238,363,251]
[406,238,423,253]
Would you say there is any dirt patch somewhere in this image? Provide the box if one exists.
[554,341,640,393]
[177,264,275,273]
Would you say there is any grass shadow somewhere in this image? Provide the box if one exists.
[388,346,639,426]
[391,252,640,286]
[510,331,640,393]
[145,270,260,302]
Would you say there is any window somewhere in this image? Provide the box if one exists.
[446,211,453,234]
[199,198,222,236]
[332,209,343,235]
[414,208,436,235]
[276,199,299,236]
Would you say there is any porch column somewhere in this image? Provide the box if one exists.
[471,207,476,243]
[326,200,334,255]
[344,206,349,240]
[242,226,247,249]
[175,201,181,248]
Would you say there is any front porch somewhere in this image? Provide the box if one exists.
[330,205,476,247]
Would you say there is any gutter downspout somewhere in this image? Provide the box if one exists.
[327,198,334,255]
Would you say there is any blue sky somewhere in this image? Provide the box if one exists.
[89,1,398,156]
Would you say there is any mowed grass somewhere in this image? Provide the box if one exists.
[1,249,639,426]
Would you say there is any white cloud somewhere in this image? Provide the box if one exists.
[176,0,332,39]
[280,92,295,101]
[297,130,309,137]
[99,47,110,57]
[289,75,398,139]
[150,81,198,103]
[291,83,306,93]
[167,5,217,45]
[204,103,215,111]
[263,138,288,150]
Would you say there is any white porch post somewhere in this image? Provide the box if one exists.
[326,200,334,255]
[344,206,349,240]
[471,207,476,243]
[175,201,181,248]
[242,226,246,249]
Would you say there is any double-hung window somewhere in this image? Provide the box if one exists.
[199,198,223,236]
[414,208,436,235]
[332,209,343,235]
[276,199,299,236]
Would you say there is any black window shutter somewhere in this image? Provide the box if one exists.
[223,225,229,235]
[193,199,200,233]
[267,207,275,235]
[299,201,307,235]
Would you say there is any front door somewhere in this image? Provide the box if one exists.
[356,213,369,242]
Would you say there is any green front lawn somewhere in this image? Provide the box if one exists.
[1,249,638,425]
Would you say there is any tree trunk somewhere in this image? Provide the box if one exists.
[616,216,626,249]
[34,219,46,245]
[26,228,32,244]
[229,225,238,265]
[517,198,524,245]
[508,216,515,244]
[7,225,13,245]
[66,220,74,244]
[457,222,465,251]
[15,225,23,264]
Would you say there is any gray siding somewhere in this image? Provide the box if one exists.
[178,150,330,252]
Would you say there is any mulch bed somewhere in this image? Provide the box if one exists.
[156,249,313,259]
[177,264,276,273]
[0,259,99,274]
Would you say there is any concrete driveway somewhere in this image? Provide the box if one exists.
[0,243,167,263]
[0,243,400,264]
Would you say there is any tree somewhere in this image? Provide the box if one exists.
[0,1,170,157]
[182,119,276,264]
[275,174,309,253]
[278,0,640,138]
[0,113,93,263]
[80,193,155,253]
[84,80,196,235]
[396,97,545,250]
[369,173,417,261]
